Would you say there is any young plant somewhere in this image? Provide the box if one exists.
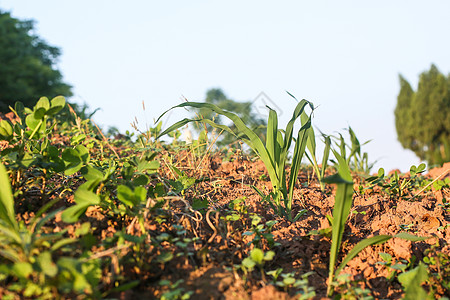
[398,263,431,299]
[0,162,102,298]
[159,279,193,300]
[377,252,414,281]
[243,214,278,248]
[155,94,314,221]
[324,151,428,297]
[267,268,315,297]
[240,248,275,281]
[366,163,426,199]
[304,128,331,192]
[332,126,375,175]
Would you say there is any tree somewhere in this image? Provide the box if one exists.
[192,88,267,147]
[0,10,72,112]
[395,64,450,166]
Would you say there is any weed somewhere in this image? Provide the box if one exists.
[331,273,373,300]
[243,214,279,248]
[366,163,427,199]
[159,279,193,300]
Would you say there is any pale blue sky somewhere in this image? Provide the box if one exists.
[2,1,450,171]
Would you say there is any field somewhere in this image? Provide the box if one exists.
[0,97,449,299]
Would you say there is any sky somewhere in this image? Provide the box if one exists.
[1,1,450,172]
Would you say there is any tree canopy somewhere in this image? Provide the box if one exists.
[395,64,450,166]
[0,10,72,112]
[193,88,267,147]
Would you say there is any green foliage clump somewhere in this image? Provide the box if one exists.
[0,10,72,112]
[395,64,450,166]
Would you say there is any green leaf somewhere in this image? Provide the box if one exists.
[242,257,256,270]
[37,251,58,277]
[394,232,429,242]
[12,262,33,278]
[25,113,43,132]
[250,248,264,265]
[266,108,279,169]
[264,250,275,261]
[61,189,100,223]
[378,252,392,263]
[74,189,101,205]
[134,186,147,203]
[326,150,354,296]
[62,148,82,175]
[398,263,429,300]
[82,166,105,181]
[156,252,173,263]
[46,96,66,115]
[50,238,77,251]
[137,160,160,173]
[75,145,90,163]
[132,174,149,186]
[71,134,86,144]
[0,163,18,230]
[288,116,311,205]
[117,185,136,207]
[0,120,13,140]
[35,97,50,111]
[283,277,296,285]
[62,148,81,163]
[335,235,393,276]
[46,145,59,158]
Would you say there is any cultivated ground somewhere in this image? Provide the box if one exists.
[0,108,449,299]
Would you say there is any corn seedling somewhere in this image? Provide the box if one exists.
[304,124,331,192]
[155,95,313,221]
[324,150,428,297]
[332,126,375,175]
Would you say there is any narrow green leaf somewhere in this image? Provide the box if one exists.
[288,116,312,205]
[156,102,277,190]
[266,108,278,169]
[327,150,354,296]
[0,163,18,230]
[50,238,77,251]
[394,232,429,242]
[321,135,331,178]
[335,235,393,276]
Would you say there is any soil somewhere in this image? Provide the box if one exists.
[130,149,449,299]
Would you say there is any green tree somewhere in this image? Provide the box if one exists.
[0,10,72,112]
[193,88,266,147]
[395,64,450,166]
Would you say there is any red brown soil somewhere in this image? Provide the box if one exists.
[138,149,449,299]
[2,135,449,299]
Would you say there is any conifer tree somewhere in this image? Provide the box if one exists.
[395,65,450,166]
